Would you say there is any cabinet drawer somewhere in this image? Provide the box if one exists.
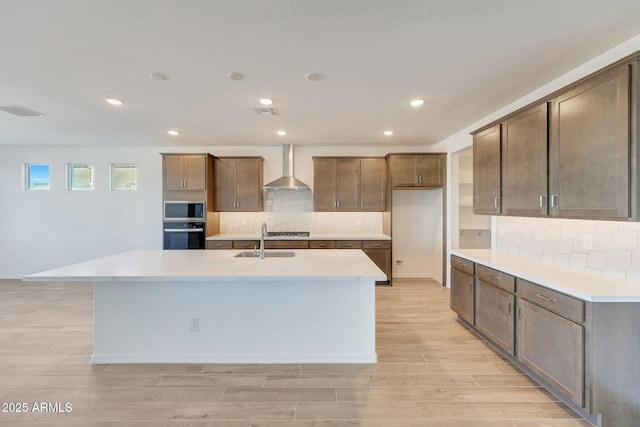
[232,240,260,249]
[336,240,362,249]
[362,240,390,249]
[309,240,336,249]
[451,255,474,276]
[476,265,515,293]
[265,240,309,249]
[517,279,584,324]
[206,240,233,250]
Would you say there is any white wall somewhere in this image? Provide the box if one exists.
[1,144,437,277]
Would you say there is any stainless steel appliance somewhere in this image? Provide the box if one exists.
[163,201,205,221]
[163,221,205,249]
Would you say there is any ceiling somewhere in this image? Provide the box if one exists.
[2,1,640,147]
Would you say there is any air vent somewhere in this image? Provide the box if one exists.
[252,106,279,116]
[0,105,44,117]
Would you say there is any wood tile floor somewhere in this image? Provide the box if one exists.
[0,278,590,426]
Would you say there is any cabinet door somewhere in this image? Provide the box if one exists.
[363,248,390,281]
[475,281,515,355]
[517,299,584,407]
[214,158,237,211]
[502,104,548,216]
[335,159,360,211]
[450,268,474,324]
[163,156,185,190]
[314,158,337,211]
[236,158,263,212]
[416,155,443,187]
[549,64,630,219]
[473,125,502,214]
[183,155,207,190]
[360,158,386,211]
[391,155,418,187]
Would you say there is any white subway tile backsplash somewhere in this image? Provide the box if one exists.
[495,217,640,284]
[220,190,383,235]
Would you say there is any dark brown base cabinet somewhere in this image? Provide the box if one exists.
[450,256,474,324]
[450,255,640,427]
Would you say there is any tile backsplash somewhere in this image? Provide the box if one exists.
[220,189,383,234]
[495,216,640,283]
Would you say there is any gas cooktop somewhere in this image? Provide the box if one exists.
[267,231,310,237]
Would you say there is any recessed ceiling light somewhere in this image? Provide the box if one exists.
[259,98,273,105]
[384,130,394,136]
[305,73,321,81]
[167,130,180,136]
[105,97,124,106]
[228,72,244,81]
[410,98,425,107]
[277,130,287,136]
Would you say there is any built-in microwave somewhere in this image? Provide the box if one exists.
[164,201,205,221]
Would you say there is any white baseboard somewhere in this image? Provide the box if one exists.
[91,353,378,364]
[0,274,23,280]
[393,273,442,284]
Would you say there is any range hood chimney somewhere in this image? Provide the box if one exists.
[264,144,310,190]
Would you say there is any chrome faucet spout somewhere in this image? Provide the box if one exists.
[260,223,267,259]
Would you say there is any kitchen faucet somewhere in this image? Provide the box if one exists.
[260,222,267,259]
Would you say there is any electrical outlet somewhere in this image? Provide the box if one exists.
[395,259,403,267]
[190,318,200,332]
[582,235,593,251]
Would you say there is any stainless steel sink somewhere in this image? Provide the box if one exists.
[234,251,295,258]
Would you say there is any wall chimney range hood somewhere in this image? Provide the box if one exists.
[264,144,310,190]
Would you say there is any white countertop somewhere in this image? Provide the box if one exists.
[207,233,391,241]
[451,249,640,302]
[24,249,386,283]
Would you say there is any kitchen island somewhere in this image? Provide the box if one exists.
[24,249,385,364]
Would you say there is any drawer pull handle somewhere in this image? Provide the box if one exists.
[507,302,512,315]
[536,294,556,303]
[373,243,381,247]
[345,243,353,247]
[490,275,500,281]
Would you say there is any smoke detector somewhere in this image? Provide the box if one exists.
[252,106,279,116]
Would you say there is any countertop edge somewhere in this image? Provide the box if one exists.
[451,249,640,302]
[207,234,391,241]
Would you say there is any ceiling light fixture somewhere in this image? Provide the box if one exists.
[228,72,244,81]
[259,98,273,105]
[277,130,288,136]
[410,98,425,107]
[384,130,394,136]
[167,130,180,136]
[305,73,321,81]
[105,97,124,106]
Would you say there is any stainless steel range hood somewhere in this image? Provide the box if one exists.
[264,144,310,190]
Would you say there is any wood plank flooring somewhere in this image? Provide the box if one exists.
[0,278,590,426]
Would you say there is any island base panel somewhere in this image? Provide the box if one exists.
[92,280,376,364]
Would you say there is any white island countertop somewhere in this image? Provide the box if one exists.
[451,249,640,302]
[207,233,391,241]
[24,249,386,283]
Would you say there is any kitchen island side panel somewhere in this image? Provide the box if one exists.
[92,279,376,364]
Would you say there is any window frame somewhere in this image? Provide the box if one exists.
[110,163,138,191]
[67,163,95,191]
[25,163,51,190]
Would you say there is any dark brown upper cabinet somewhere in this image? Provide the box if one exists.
[313,157,386,212]
[473,125,502,215]
[549,63,632,219]
[471,52,640,221]
[388,153,445,189]
[502,103,548,217]
[214,157,264,212]
[162,154,211,191]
